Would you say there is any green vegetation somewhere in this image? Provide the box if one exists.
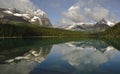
[1,37,120,63]
[0,20,120,38]
[102,38,120,50]
[100,22,120,38]
[0,20,89,38]
[0,37,87,63]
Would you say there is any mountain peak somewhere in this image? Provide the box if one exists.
[98,19,108,24]
[97,19,115,27]
[63,19,116,32]
[0,8,52,27]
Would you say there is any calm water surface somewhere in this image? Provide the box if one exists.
[0,38,120,74]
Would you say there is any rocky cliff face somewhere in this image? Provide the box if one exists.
[0,8,52,27]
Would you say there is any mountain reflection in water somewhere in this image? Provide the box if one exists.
[0,45,52,74]
[31,39,120,74]
[0,38,52,74]
[0,38,120,74]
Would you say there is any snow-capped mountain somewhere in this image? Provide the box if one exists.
[5,46,51,63]
[96,19,115,27]
[45,40,119,73]
[64,40,108,53]
[0,8,52,27]
[64,19,115,32]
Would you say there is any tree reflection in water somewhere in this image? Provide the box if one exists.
[31,39,120,74]
[0,38,120,74]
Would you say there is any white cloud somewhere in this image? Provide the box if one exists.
[68,5,80,11]
[62,5,85,23]
[55,18,74,27]
[0,0,36,11]
[58,0,116,25]
[92,5,109,20]
[52,41,118,72]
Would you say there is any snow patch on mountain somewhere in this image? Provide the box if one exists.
[66,24,76,30]
[30,16,39,22]
[1,8,52,27]
[3,10,13,14]
[63,19,115,31]
[107,21,115,27]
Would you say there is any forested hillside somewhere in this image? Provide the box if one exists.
[0,20,88,38]
[100,22,120,38]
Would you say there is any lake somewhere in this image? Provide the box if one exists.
[0,38,120,74]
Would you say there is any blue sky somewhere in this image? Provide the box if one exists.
[32,0,76,24]
[31,0,120,25]
[0,0,119,25]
